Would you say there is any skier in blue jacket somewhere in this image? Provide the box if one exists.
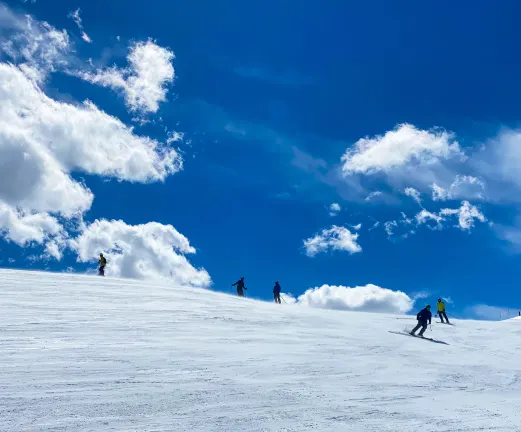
[273,281,281,304]
[410,305,432,337]
[232,277,247,297]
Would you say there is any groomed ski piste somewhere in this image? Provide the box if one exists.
[1,270,520,431]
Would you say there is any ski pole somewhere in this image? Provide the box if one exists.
[281,296,287,304]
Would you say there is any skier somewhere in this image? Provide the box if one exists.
[410,305,432,337]
[273,281,281,304]
[98,253,107,276]
[232,277,247,297]
[437,298,450,324]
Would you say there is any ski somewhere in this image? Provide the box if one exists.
[388,331,449,345]
[388,330,434,341]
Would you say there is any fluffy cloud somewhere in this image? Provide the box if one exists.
[70,219,211,287]
[280,293,297,304]
[0,63,181,216]
[295,284,414,314]
[77,40,175,114]
[303,225,361,257]
[0,6,208,286]
[341,123,463,175]
[0,203,64,247]
[329,202,341,216]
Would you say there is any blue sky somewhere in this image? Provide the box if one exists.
[1,0,521,320]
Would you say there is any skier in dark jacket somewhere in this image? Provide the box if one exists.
[410,305,432,337]
[273,281,281,304]
[232,277,247,297]
[98,253,107,276]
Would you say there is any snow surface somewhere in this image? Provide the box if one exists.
[1,269,520,431]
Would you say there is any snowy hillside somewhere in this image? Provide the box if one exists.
[1,270,520,431]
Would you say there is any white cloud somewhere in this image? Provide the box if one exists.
[81,32,92,44]
[0,203,64,246]
[432,184,448,201]
[70,219,211,287]
[68,9,82,28]
[0,5,70,81]
[0,63,181,218]
[77,40,175,114]
[365,191,383,201]
[440,296,453,305]
[296,284,414,314]
[465,304,512,321]
[415,209,443,228]
[351,223,362,231]
[280,293,297,304]
[416,201,486,231]
[477,129,521,199]
[383,201,486,239]
[369,221,380,231]
[67,8,92,44]
[329,202,341,216]
[404,187,422,205]
[0,6,190,277]
[341,123,463,175]
[384,220,398,237]
[439,201,487,230]
[303,225,361,257]
[44,239,65,260]
[432,175,485,201]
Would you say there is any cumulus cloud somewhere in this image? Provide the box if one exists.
[338,124,492,206]
[77,40,175,114]
[341,124,463,175]
[0,203,64,247]
[329,202,341,216]
[70,219,211,287]
[0,63,181,216]
[0,5,207,286]
[281,293,297,304]
[404,187,422,205]
[295,284,414,314]
[303,225,361,257]
[67,8,92,44]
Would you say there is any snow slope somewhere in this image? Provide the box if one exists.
[1,270,520,431]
